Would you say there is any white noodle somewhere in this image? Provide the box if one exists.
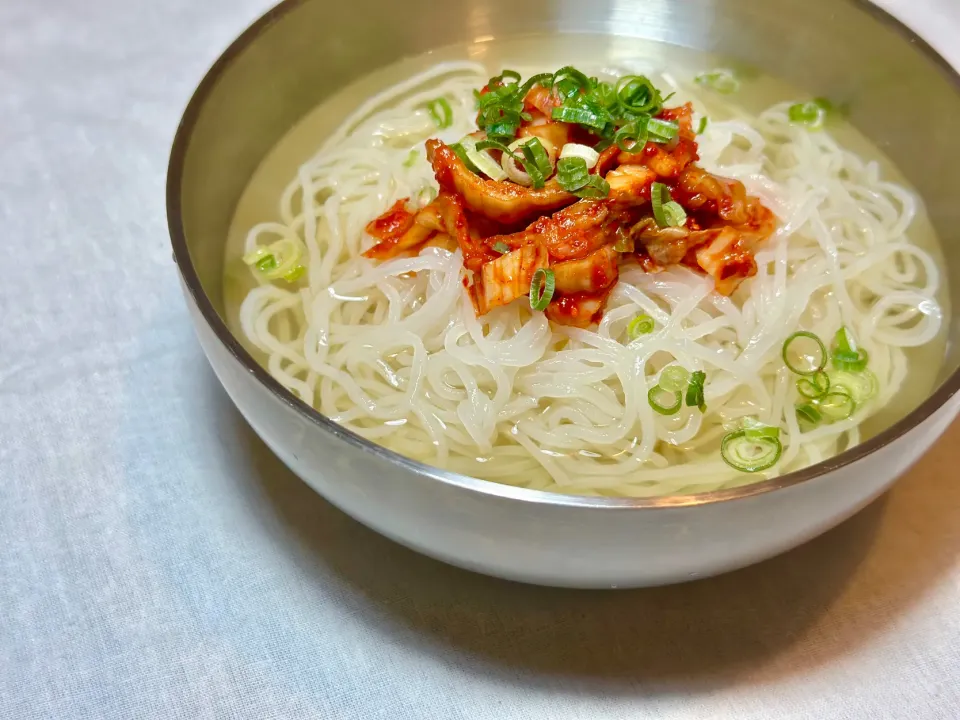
[237,64,944,496]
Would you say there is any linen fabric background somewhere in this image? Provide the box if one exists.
[1,0,959,717]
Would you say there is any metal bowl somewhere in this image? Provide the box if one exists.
[168,0,960,587]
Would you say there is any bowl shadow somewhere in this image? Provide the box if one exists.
[207,368,960,692]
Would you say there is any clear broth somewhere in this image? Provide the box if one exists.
[224,33,949,460]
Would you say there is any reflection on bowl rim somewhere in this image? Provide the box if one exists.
[167,0,960,510]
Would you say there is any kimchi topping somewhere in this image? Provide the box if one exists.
[362,67,777,326]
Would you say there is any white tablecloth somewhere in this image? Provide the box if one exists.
[2,1,959,717]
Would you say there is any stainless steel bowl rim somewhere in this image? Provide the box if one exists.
[167,0,960,510]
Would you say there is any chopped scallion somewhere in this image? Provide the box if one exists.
[659,366,691,393]
[648,385,683,416]
[243,239,305,284]
[721,429,781,472]
[559,143,600,168]
[492,241,510,254]
[694,69,740,94]
[551,105,607,130]
[615,75,664,114]
[828,369,878,405]
[685,370,707,412]
[572,175,610,199]
[782,331,828,376]
[556,156,590,192]
[651,182,685,228]
[787,98,831,130]
[646,118,679,142]
[831,326,869,372]
[697,116,709,134]
[529,268,555,311]
[424,97,453,129]
[627,314,655,339]
[741,417,780,441]
[818,390,856,422]
[796,370,830,399]
[796,402,822,426]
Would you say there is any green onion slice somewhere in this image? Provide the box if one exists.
[651,182,685,228]
[796,370,830,399]
[663,201,687,227]
[520,137,553,180]
[403,150,419,168]
[818,391,856,422]
[659,366,691,393]
[796,402,822,426]
[697,116,709,134]
[242,238,305,283]
[492,241,510,254]
[529,268,555,311]
[648,385,683,416]
[551,105,607,130]
[740,417,781,441]
[572,175,610,199]
[489,69,522,86]
[614,118,649,152]
[721,429,782,472]
[449,141,482,174]
[424,97,453,129]
[627,314,655,339]
[476,138,539,184]
[788,99,829,129]
[552,66,592,95]
[828,369,878,405]
[831,326,869,372]
[616,75,664,114]
[782,331,828,376]
[556,156,590,192]
[646,118,679,142]
[685,370,707,412]
[694,69,740,94]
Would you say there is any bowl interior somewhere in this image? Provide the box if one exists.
[169,0,960,495]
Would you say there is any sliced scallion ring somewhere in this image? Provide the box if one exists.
[423,97,453,129]
[492,241,510,254]
[659,366,691,393]
[697,116,709,134]
[828,369,878,405]
[651,182,671,228]
[616,75,663,114]
[818,391,856,422]
[529,268,555,311]
[242,238,305,283]
[782,331,828,376]
[572,175,610,199]
[648,385,683,416]
[559,143,600,168]
[796,402,823,426]
[741,417,781,441]
[787,99,830,130]
[721,430,782,472]
[831,327,869,372]
[686,370,707,412]
[456,136,507,180]
[556,156,590,192]
[627,314,655,339]
[796,370,830,399]
[694,69,740,94]
[646,118,679,142]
